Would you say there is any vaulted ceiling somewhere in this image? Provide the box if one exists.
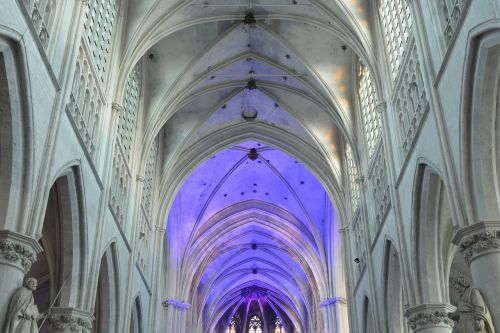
[166,142,336,332]
[116,1,377,332]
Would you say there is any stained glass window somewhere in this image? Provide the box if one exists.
[274,317,285,333]
[226,317,236,333]
[249,316,262,333]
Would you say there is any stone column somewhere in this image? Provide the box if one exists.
[453,221,500,329]
[404,304,456,333]
[0,230,42,329]
[162,299,190,333]
[320,297,348,333]
[44,307,94,333]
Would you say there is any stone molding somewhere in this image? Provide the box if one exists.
[162,299,190,310]
[0,230,42,272]
[320,297,347,307]
[452,221,500,264]
[45,307,94,333]
[405,303,456,332]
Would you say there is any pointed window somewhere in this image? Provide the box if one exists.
[83,0,117,83]
[226,317,236,333]
[345,144,360,212]
[358,62,381,159]
[249,316,262,333]
[379,0,412,79]
[274,317,285,333]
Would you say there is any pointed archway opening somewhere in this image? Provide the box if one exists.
[162,140,347,333]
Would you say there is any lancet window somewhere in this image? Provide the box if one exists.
[379,0,413,79]
[225,317,236,333]
[83,0,117,83]
[248,316,262,333]
[274,317,285,333]
[345,144,361,212]
[358,62,381,159]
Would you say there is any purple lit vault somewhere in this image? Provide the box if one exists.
[166,141,337,333]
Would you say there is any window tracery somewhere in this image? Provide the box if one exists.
[437,0,467,48]
[345,144,360,212]
[274,317,285,333]
[83,0,117,83]
[226,317,236,333]
[23,0,57,50]
[358,62,381,159]
[248,316,262,333]
[118,63,142,161]
[379,0,413,79]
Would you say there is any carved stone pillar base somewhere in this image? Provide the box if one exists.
[0,230,42,330]
[405,304,456,333]
[45,307,94,333]
[453,221,500,329]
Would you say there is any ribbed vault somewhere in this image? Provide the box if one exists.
[165,142,338,332]
[124,1,372,332]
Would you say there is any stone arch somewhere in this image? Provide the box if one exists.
[26,166,88,314]
[0,34,33,232]
[382,239,406,333]
[412,163,455,304]
[461,25,500,222]
[93,242,120,333]
[130,295,143,333]
[362,296,373,333]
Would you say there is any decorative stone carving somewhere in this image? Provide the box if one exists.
[45,308,94,333]
[162,299,190,310]
[0,230,42,272]
[449,277,494,333]
[112,102,123,113]
[375,101,387,114]
[368,143,391,227]
[4,278,41,333]
[459,231,500,264]
[392,37,429,157]
[405,304,456,332]
[320,297,347,307]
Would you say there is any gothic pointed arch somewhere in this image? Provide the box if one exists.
[93,242,120,333]
[461,25,500,222]
[412,163,455,304]
[382,239,406,333]
[0,34,33,233]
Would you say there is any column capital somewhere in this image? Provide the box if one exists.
[162,299,190,311]
[112,102,124,113]
[375,101,387,114]
[320,296,347,307]
[405,303,456,332]
[0,230,42,273]
[452,221,500,264]
[45,307,94,333]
